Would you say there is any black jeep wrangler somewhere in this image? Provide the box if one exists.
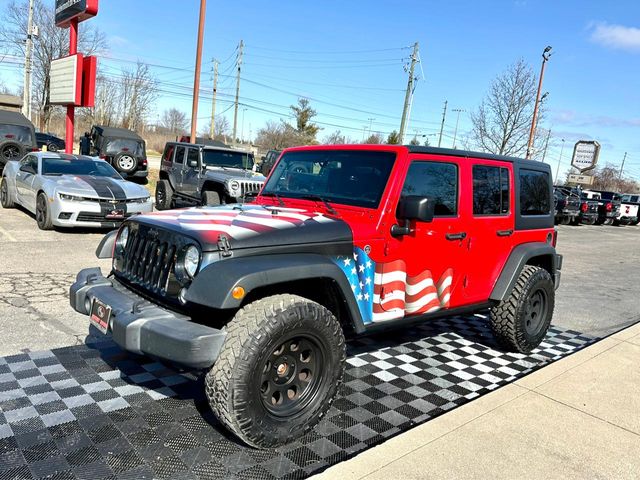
[80,125,148,179]
[0,110,37,172]
[155,141,265,209]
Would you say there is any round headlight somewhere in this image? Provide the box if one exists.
[229,180,240,192]
[116,225,129,251]
[183,245,200,278]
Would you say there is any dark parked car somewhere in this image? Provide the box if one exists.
[0,110,37,172]
[260,149,281,176]
[35,132,65,152]
[80,125,148,180]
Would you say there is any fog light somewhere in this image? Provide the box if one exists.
[58,212,72,220]
[179,288,188,304]
[232,286,245,300]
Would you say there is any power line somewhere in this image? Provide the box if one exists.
[244,44,411,55]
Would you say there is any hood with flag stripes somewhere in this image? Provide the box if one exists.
[132,205,353,253]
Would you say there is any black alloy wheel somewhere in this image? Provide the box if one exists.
[523,289,548,337]
[1,144,21,161]
[35,193,53,230]
[259,334,325,418]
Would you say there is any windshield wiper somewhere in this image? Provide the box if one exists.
[300,194,338,216]
[261,191,285,207]
[43,173,63,176]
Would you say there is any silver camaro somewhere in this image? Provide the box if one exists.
[0,152,152,230]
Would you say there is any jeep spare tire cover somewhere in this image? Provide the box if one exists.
[0,140,26,164]
[114,152,137,173]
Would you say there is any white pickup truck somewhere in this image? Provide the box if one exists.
[619,194,640,225]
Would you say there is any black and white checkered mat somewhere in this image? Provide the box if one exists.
[0,315,595,480]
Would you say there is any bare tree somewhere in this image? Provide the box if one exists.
[161,108,187,134]
[256,120,301,150]
[585,164,640,193]
[470,59,544,157]
[0,0,107,129]
[324,130,347,144]
[363,133,383,144]
[119,62,157,131]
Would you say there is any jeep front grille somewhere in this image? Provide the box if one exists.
[119,228,177,294]
[239,180,263,197]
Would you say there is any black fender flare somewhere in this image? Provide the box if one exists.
[184,253,366,333]
[490,242,560,302]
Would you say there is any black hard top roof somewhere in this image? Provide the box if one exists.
[94,125,143,140]
[0,110,35,128]
[406,145,549,170]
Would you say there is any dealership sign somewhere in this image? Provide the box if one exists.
[571,140,600,173]
[49,54,83,105]
[567,173,594,185]
[55,0,99,28]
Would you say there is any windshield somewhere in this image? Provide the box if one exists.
[42,158,121,178]
[0,125,32,144]
[203,149,254,169]
[104,138,144,156]
[261,150,396,208]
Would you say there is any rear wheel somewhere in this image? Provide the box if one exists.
[206,294,346,448]
[35,192,53,230]
[582,217,596,225]
[560,216,571,225]
[603,218,614,226]
[0,140,25,164]
[155,179,173,210]
[47,142,59,152]
[490,265,555,353]
[0,178,15,208]
[201,190,220,206]
[630,219,640,226]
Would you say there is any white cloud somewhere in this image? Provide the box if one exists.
[589,22,640,52]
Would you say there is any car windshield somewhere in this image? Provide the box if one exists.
[261,150,396,209]
[104,138,144,155]
[203,149,254,169]
[42,158,121,178]
[0,125,32,143]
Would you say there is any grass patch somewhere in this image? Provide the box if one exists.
[145,168,159,198]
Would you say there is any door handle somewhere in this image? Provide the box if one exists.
[496,229,514,237]
[445,232,467,241]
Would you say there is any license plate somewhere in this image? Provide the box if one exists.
[106,209,125,219]
[90,298,112,334]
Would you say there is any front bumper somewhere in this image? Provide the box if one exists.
[70,267,226,368]
[52,198,153,228]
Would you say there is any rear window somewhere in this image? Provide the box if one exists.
[473,165,510,215]
[520,170,551,216]
[0,124,32,143]
[163,145,174,162]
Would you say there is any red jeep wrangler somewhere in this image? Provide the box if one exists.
[70,145,561,447]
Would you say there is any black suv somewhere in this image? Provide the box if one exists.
[0,110,37,171]
[260,149,281,176]
[80,125,148,179]
[155,141,265,209]
[553,186,580,225]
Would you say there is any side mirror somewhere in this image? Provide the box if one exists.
[188,159,199,168]
[20,164,36,174]
[392,196,435,236]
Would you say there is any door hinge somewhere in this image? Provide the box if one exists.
[217,234,232,257]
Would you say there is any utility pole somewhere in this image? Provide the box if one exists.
[451,108,465,149]
[232,40,244,146]
[555,138,565,184]
[620,152,627,179]
[399,41,419,144]
[190,0,207,142]
[367,117,375,138]
[541,128,551,162]
[438,100,448,148]
[527,46,552,159]
[209,59,218,138]
[22,0,35,121]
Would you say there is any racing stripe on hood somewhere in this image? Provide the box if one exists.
[77,176,127,200]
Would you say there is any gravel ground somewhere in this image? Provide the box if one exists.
[0,205,638,357]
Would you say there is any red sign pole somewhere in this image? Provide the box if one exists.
[65,18,78,154]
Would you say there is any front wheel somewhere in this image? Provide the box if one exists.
[205,294,346,448]
[490,265,555,353]
[155,179,173,210]
[36,192,53,230]
[201,190,220,206]
[1,178,15,208]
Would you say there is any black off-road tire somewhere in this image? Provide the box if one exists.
[490,265,555,353]
[202,190,220,206]
[582,217,596,226]
[0,140,25,164]
[603,218,614,226]
[35,192,53,230]
[630,219,640,226]
[560,216,571,225]
[205,294,346,448]
[1,177,15,208]
[155,179,173,211]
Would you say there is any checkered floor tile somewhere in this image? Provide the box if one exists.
[0,315,595,479]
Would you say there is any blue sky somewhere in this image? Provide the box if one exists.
[2,0,639,179]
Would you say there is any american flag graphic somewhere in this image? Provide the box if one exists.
[334,247,453,324]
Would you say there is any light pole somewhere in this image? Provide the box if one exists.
[527,46,552,159]
[190,0,207,142]
[555,138,565,184]
[451,108,465,149]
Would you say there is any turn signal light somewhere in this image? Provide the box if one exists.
[232,286,245,300]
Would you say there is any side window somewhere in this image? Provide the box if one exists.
[163,145,175,163]
[402,161,458,216]
[174,146,185,165]
[473,165,510,215]
[186,148,199,167]
[519,169,551,216]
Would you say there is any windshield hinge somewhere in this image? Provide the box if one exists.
[217,234,232,257]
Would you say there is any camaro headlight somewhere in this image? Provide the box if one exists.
[59,193,84,201]
[183,245,200,278]
[130,196,150,204]
[116,225,129,252]
[228,180,241,195]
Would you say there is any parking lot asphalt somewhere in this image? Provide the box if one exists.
[0,205,639,357]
